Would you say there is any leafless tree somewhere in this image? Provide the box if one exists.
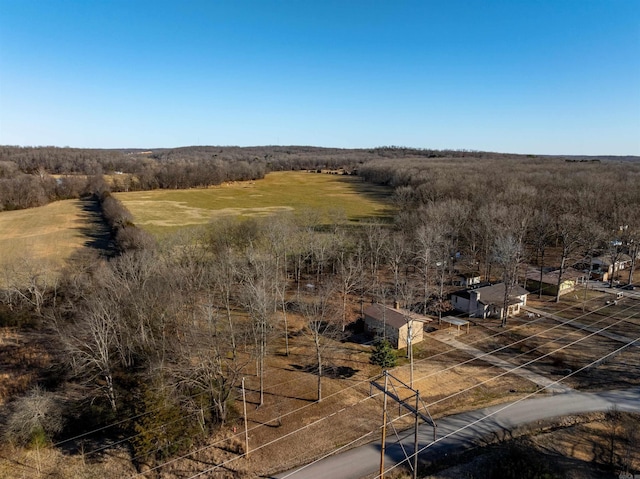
[172,312,247,426]
[264,214,296,355]
[554,213,585,302]
[385,231,410,303]
[413,224,436,314]
[335,237,362,331]
[239,249,275,407]
[61,296,123,412]
[529,209,554,298]
[3,386,64,446]
[363,224,389,282]
[299,284,340,402]
[492,233,525,327]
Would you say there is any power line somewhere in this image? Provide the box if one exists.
[52,289,636,470]
[378,334,640,479]
[171,307,640,478]
[280,327,640,479]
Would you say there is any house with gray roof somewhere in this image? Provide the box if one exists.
[450,283,529,319]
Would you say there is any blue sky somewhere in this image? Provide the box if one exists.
[1,0,638,154]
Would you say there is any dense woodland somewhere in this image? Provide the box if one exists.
[1,146,640,474]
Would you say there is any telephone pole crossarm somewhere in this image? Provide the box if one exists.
[370,379,431,424]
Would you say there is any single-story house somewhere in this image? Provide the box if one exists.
[523,266,588,297]
[450,283,529,319]
[590,254,633,281]
[363,303,429,349]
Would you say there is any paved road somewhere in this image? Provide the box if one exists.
[275,388,640,479]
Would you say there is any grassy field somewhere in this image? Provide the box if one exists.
[115,171,394,236]
[0,199,91,284]
[0,172,392,285]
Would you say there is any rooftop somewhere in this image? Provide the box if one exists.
[363,304,432,329]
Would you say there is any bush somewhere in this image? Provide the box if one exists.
[3,386,64,448]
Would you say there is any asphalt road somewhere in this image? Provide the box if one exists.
[275,388,640,479]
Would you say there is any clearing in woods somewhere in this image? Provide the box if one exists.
[114,171,394,236]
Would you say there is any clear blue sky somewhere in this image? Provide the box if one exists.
[1,0,639,155]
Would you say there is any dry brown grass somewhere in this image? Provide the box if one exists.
[0,444,136,479]
[0,328,56,406]
[150,316,539,478]
[428,412,640,479]
[0,199,89,288]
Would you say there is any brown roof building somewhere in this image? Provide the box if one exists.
[363,303,430,349]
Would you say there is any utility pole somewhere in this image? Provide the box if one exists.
[242,377,249,457]
[371,372,436,479]
[413,391,419,479]
[407,320,414,389]
[379,372,388,478]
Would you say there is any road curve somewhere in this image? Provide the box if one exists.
[275,388,640,479]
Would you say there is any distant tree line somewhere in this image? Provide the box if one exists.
[0,145,541,212]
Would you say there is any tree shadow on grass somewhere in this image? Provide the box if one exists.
[74,197,116,257]
[289,364,359,379]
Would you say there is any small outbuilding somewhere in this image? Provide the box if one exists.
[452,272,482,288]
[441,316,470,334]
[363,303,430,349]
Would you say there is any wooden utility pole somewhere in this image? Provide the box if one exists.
[379,372,388,478]
[413,390,419,479]
[371,372,436,479]
[242,377,249,457]
[408,320,414,389]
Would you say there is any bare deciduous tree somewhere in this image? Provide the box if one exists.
[240,250,275,407]
[492,233,525,327]
[300,284,340,402]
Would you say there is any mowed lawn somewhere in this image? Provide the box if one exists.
[0,199,89,282]
[115,171,394,235]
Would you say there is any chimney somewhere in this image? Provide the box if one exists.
[394,301,400,310]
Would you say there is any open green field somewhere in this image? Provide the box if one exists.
[115,171,394,235]
[0,199,90,284]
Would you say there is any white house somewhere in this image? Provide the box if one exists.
[450,283,529,319]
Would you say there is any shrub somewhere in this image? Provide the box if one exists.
[3,386,64,448]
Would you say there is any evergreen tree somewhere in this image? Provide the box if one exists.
[370,339,397,369]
